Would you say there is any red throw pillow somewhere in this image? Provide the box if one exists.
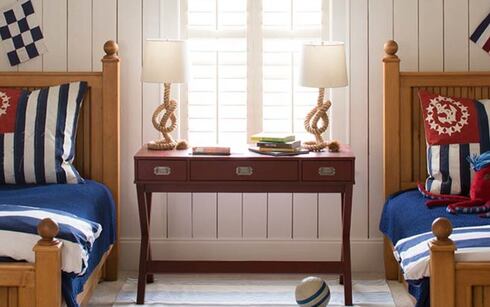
[418,90,490,195]
[0,88,22,133]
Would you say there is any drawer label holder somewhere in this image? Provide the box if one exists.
[318,166,336,176]
[154,166,172,176]
[236,166,253,176]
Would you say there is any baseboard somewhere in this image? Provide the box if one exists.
[119,238,384,273]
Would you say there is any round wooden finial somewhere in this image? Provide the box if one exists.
[384,40,398,56]
[104,40,118,56]
[432,217,453,241]
[37,218,60,245]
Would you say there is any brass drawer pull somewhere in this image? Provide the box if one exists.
[318,166,336,176]
[236,166,253,176]
[154,166,171,176]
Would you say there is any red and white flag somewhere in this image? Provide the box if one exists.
[471,12,490,54]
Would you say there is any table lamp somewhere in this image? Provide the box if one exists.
[299,42,348,152]
[142,39,190,150]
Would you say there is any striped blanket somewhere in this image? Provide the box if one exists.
[394,224,490,280]
[0,204,102,275]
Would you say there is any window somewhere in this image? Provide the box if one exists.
[181,0,327,145]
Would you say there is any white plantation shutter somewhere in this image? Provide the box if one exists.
[262,0,322,141]
[182,0,326,145]
[183,0,248,146]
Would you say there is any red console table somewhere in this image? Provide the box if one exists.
[134,145,355,305]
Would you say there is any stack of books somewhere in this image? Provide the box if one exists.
[249,133,307,156]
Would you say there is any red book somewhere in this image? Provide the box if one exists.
[192,146,231,155]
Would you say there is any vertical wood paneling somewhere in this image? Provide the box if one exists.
[192,193,217,239]
[394,0,418,71]
[142,0,162,146]
[67,0,92,71]
[118,0,142,238]
[394,0,418,217]
[162,0,180,39]
[268,193,292,239]
[368,0,393,238]
[242,193,267,239]
[293,194,317,239]
[18,0,42,71]
[162,0,182,141]
[348,0,369,239]
[92,0,117,72]
[329,0,348,143]
[318,194,342,239]
[143,0,167,238]
[162,0,192,240]
[192,192,218,238]
[444,0,469,71]
[217,193,242,239]
[419,0,444,71]
[167,193,192,238]
[42,0,66,71]
[469,0,490,71]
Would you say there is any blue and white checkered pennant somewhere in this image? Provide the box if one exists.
[0,0,46,66]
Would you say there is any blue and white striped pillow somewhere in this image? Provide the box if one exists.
[0,81,87,184]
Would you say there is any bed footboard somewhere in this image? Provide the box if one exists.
[430,218,490,307]
[430,218,456,307]
[0,218,62,307]
[33,218,62,306]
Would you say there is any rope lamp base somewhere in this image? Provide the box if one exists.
[303,140,327,152]
[147,83,188,151]
[303,88,331,152]
[147,139,189,150]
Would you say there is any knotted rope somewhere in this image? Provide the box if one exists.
[148,83,187,150]
[303,88,331,151]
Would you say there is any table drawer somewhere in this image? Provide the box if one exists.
[302,160,353,181]
[137,160,187,181]
[190,160,298,181]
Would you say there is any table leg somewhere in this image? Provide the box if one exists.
[145,192,154,284]
[342,185,353,306]
[136,185,150,305]
[339,192,344,285]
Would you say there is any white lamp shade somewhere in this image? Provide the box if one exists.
[299,42,348,88]
[142,39,190,83]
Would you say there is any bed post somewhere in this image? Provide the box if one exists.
[429,218,456,307]
[101,40,120,281]
[382,40,401,280]
[33,218,62,307]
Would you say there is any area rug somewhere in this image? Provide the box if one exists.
[114,274,395,306]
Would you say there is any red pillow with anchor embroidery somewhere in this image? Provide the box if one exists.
[419,90,490,195]
[419,91,481,145]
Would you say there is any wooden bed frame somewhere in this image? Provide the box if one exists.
[383,40,490,307]
[0,41,120,306]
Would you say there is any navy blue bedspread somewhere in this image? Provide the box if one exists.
[0,180,115,307]
[379,189,490,307]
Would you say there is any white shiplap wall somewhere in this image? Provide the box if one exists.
[1,0,489,272]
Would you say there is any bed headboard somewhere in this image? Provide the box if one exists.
[382,40,490,198]
[0,41,120,279]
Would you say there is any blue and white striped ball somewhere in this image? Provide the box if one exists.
[295,276,330,307]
